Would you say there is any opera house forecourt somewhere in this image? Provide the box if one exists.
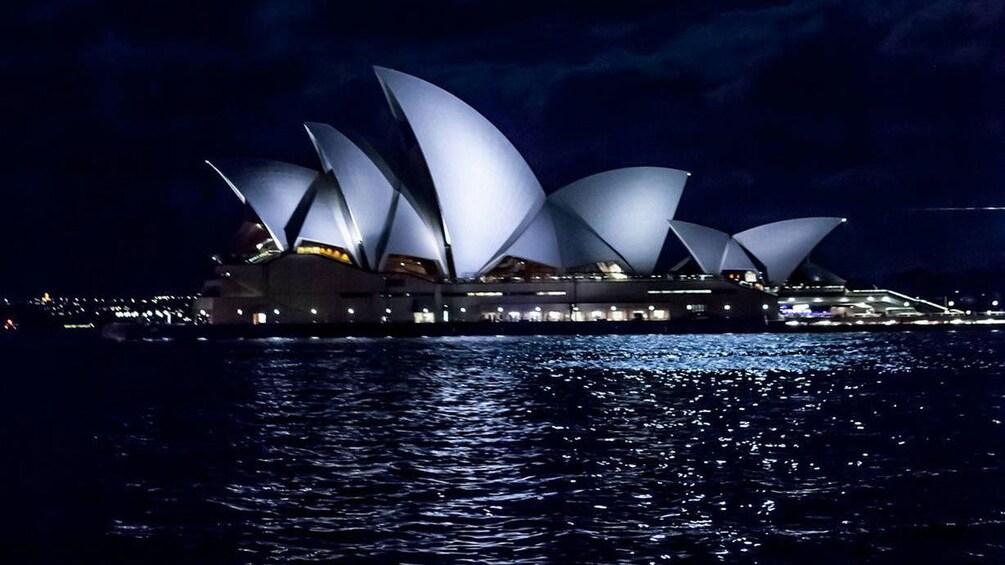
[193,67,945,332]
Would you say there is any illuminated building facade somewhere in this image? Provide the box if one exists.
[195,67,851,326]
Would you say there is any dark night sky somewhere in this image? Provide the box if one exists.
[2,0,1002,296]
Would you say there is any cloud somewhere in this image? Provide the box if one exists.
[879,0,1003,65]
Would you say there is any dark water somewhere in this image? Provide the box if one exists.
[2,332,1005,564]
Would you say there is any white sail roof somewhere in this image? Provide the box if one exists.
[668,220,756,274]
[206,72,849,284]
[550,204,623,269]
[380,192,447,273]
[485,204,563,269]
[721,239,757,272]
[733,217,845,284]
[374,66,550,278]
[206,159,319,251]
[304,122,397,270]
[293,176,358,260]
[668,221,731,274]
[549,167,688,275]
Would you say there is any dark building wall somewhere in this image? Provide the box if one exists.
[196,255,776,325]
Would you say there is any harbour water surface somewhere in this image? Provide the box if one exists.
[2,332,1004,563]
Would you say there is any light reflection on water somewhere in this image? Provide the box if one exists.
[45,333,1005,562]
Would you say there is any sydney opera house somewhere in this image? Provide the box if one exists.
[194,67,860,327]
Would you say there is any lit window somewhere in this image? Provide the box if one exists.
[296,244,352,264]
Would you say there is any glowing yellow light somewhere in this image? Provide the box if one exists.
[296,245,352,264]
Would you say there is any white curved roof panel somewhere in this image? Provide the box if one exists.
[374,67,546,278]
[293,176,358,261]
[733,217,845,284]
[667,220,731,274]
[487,204,563,270]
[206,159,319,251]
[304,122,396,270]
[550,204,623,269]
[549,167,688,275]
[668,220,757,274]
[721,239,757,272]
[380,192,447,274]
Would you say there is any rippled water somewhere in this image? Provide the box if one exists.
[3,332,1005,563]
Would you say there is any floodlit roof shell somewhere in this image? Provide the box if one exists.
[375,66,551,278]
[733,217,845,284]
[549,167,688,275]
